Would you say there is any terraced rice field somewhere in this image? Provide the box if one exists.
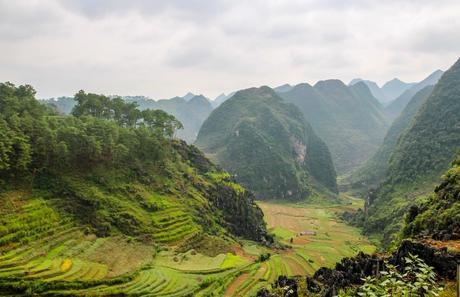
[222,197,376,296]
[0,192,374,296]
[258,198,375,265]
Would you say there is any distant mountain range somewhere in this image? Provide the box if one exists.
[212,92,236,107]
[196,86,338,201]
[273,83,294,93]
[128,94,213,143]
[385,70,444,119]
[349,78,415,104]
[41,69,444,173]
[279,79,389,174]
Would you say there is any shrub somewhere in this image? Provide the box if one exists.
[258,253,271,262]
[339,254,443,297]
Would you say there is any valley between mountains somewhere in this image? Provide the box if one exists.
[0,58,459,296]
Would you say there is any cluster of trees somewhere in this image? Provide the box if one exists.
[0,83,183,178]
[72,90,183,137]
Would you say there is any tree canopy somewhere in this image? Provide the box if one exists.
[0,83,183,178]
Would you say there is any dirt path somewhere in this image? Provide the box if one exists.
[238,263,268,296]
[283,255,306,276]
[224,272,249,297]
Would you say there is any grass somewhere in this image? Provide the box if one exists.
[220,253,249,269]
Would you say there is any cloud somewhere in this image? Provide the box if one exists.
[58,0,229,23]
[0,0,459,99]
[0,0,69,40]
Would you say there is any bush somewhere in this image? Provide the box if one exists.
[339,254,443,297]
[258,253,271,262]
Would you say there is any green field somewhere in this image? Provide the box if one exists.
[0,192,374,296]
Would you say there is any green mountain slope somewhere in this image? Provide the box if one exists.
[403,151,460,240]
[351,85,434,186]
[362,59,460,244]
[196,86,337,201]
[279,80,389,174]
[0,82,271,295]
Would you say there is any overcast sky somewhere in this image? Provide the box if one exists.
[1,0,459,99]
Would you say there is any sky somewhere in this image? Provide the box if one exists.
[0,0,459,100]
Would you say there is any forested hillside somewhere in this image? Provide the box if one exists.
[196,86,337,201]
[0,82,272,295]
[279,80,389,174]
[403,151,460,241]
[351,85,434,187]
[362,59,460,244]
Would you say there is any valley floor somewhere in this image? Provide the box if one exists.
[0,194,374,297]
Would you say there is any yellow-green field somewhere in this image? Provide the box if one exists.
[0,192,374,296]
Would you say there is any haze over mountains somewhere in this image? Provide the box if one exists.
[385,69,444,119]
[129,94,213,143]
[279,79,389,174]
[349,78,414,104]
[41,67,445,177]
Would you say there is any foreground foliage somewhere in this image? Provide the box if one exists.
[346,254,442,297]
[258,241,458,297]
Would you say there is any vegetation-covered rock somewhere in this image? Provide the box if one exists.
[196,86,337,201]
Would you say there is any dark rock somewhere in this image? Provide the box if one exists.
[389,240,460,279]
